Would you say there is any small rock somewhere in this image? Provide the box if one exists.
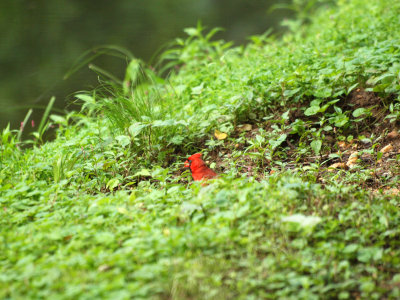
[381,144,393,153]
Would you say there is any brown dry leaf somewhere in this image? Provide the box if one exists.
[63,235,73,241]
[338,141,350,149]
[387,130,399,139]
[214,129,228,140]
[381,144,393,153]
[372,189,381,195]
[346,152,358,168]
[328,162,347,170]
[387,188,400,196]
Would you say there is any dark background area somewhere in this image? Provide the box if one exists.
[0,0,290,130]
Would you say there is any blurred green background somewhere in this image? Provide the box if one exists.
[0,0,289,130]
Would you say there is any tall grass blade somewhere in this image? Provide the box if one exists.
[89,64,123,85]
[38,96,56,140]
[17,108,33,142]
[64,45,135,80]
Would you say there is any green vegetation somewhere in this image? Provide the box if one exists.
[2,0,400,298]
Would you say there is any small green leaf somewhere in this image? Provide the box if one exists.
[343,244,358,253]
[133,169,152,177]
[170,135,184,145]
[115,135,131,147]
[269,134,287,150]
[184,27,198,36]
[304,106,320,116]
[106,178,120,191]
[310,140,322,155]
[129,123,148,137]
[333,114,349,127]
[353,108,367,117]
[191,83,204,95]
[282,214,322,228]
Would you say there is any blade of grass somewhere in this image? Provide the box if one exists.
[17,108,33,142]
[38,96,56,140]
[64,45,135,80]
[89,64,123,85]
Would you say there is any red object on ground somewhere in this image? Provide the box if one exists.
[184,153,218,181]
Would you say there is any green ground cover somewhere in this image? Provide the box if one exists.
[1,0,400,298]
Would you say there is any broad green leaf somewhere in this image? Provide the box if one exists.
[191,83,204,95]
[115,135,131,147]
[269,134,287,150]
[129,123,148,137]
[310,140,322,155]
[133,169,151,177]
[333,114,349,127]
[343,243,359,253]
[106,178,120,190]
[184,27,198,36]
[304,106,320,116]
[282,214,322,229]
[352,108,367,117]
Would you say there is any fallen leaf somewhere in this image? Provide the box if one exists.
[389,188,400,195]
[387,130,399,139]
[346,152,358,168]
[338,141,350,149]
[328,162,347,170]
[214,129,228,140]
[238,124,252,132]
[243,124,253,131]
[63,235,73,241]
[381,144,393,153]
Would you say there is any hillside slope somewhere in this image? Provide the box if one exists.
[1,0,400,298]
